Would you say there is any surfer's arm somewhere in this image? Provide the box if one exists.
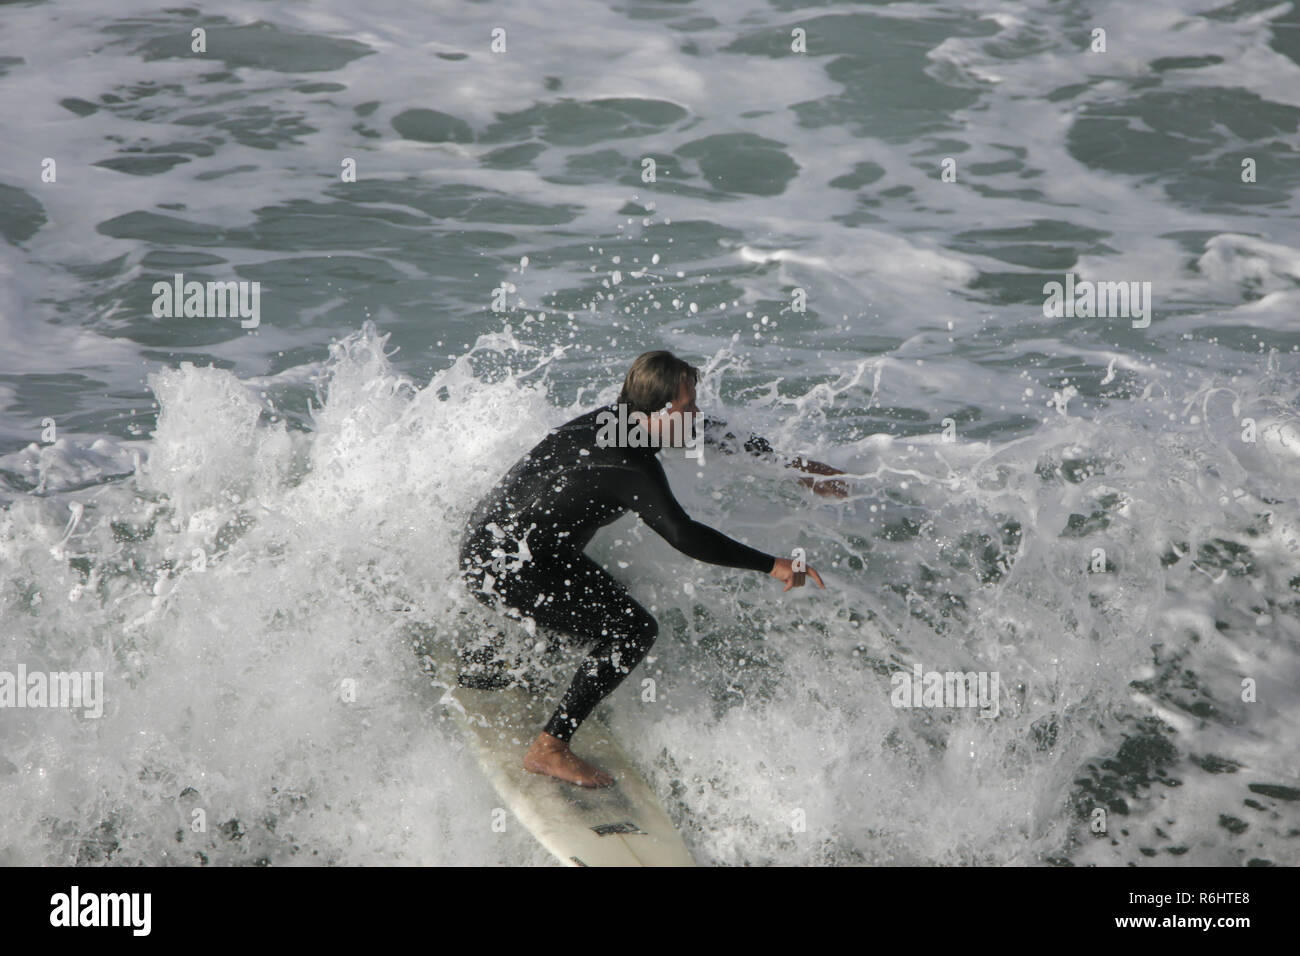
[611,462,776,573]
[701,416,848,497]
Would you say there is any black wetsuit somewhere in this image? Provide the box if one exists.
[458,405,777,741]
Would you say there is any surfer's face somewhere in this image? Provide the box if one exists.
[651,380,699,447]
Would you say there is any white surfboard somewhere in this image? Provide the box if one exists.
[429,632,695,867]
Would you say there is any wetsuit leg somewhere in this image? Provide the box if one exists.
[459,543,657,742]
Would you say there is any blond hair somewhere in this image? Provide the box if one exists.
[616,351,699,414]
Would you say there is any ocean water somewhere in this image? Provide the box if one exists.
[1,0,1298,866]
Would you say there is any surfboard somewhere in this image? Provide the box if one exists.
[417,615,696,867]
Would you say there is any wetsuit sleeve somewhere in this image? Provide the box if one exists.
[610,460,776,573]
[701,416,777,460]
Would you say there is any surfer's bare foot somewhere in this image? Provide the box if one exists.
[524,733,614,788]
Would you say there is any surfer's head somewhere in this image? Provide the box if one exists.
[618,350,700,448]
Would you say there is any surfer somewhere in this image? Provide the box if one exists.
[458,351,843,787]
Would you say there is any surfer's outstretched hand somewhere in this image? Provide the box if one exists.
[789,457,850,499]
[769,557,826,592]
[797,475,850,498]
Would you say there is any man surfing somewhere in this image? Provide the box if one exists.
[458,351,844,787]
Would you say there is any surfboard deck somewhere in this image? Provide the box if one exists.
[418,616,695,867]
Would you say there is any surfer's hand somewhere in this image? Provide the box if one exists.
[797,475,850,498]
[790,458,849,499]
[769,557,826,592]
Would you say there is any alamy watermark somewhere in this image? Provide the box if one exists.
[1042,272,1151,328]
[595,403,703,461]
[50,886,150,935]
[891,662,999,718]
[0,665,104,718]
[152,272,260,328]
